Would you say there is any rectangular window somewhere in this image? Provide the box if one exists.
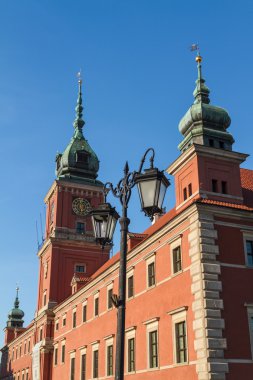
[212,179,218,193]
[22,374,24,380]
[219,141,225,149]
[81,354,86,380]
[26,373,28,380]
[61,344,65,363]
[149,331,158,368]
[246,240,253,267]
[72,311,76,328]
[108,288,113,310]
[221,181,227,194]
[39,328,43,341]
[82,304,87,322]
[209,139,214,147]
[43,292,47,306]
[148,262,155,287]
[188,183,192,197]
[55,321,59,331]
[93,350,99,378]
[94,297,99,317]
[75,264,85,273]
[128,275,134,298]
[175,321,187,363]
[173,246,182,273]
[28,340,30,353]
[24,342,26,355]
[70,357,75,380]
[19,345,22,356]
[54,347,58,366]
[63,317,66,327]
[183,187,187,201]
[128,338,135,372]
[76,222,85,234]
[107,345,113,376]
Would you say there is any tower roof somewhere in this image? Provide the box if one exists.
[56,75,102,185]
[178,54,234,152]
[7,287,24,328]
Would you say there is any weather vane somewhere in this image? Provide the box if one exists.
[77,69,82,84]
[190,43,202,63]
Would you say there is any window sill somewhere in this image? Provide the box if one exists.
[171,270,183,278]
[147,284,156,290]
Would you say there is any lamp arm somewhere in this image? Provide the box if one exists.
[137,147,155,174]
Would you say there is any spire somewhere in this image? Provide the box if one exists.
[193,54,210,104]
[7,287,24,328]
[73,71,85,131]
[14,286,20,309]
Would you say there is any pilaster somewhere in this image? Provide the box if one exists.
[189,210,228,380]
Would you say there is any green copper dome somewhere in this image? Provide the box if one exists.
[7,288,24,328]
[56,79,102,185]
[178,56,234,152]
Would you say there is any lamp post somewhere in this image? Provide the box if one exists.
[90,148,169,380]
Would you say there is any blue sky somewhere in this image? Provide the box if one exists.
[1,0,253,344]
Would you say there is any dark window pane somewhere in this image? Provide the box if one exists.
[188,183,192,197]
[76,223,85,234]
[246,240,253,266]
[81,354,86,380]
[107,345,113,376]
[209,139,214,147]
[108,289,113,309]
[61,345,65,363]
[73,312,76,328]
[94,298,99,316]
[128,338,135,372]
[93,350,99,378]
[212,179,218,193]
[148,262,155,287]
[221,181,227,194]
[54,348,58,366]
[70,357,75,380]
[149,331,158,368]
[75,265,85,273]
[83,305,87,322]
[175,321,187,363]
[173,246,182,273]
[183,187,187,201]
[128,275,134,298]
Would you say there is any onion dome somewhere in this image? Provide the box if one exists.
[7,287,24,328]
[56,75,102,185]
[178,55,234,153]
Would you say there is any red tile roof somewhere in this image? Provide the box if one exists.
[197,198,253,211]
[240,168,253,207]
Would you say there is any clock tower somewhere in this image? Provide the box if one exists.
[36,77,109,314]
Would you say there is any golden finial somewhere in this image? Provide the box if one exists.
[196,55,202,63]
[77,69,82,84]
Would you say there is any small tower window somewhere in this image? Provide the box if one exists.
[188,183,192,197]
[183,187,187,201]
[209,139,214,147]
[221,181,227,194]
[212,179,218,193]
[76,222,85,234]
[219,141,225,149]
[75,264,86,273]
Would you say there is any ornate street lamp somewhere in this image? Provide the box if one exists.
[90,148,169,380]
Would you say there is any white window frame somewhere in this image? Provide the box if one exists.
[145,253,156,289]
[243,233,253,267]
[82,300,87,323]
[80,346,87,380]
[61,339,66,364]
[144,318,159,370]
[107,283,114,311]
[75,263,86,273]
[125,327,136,373]
[62,314,66,327]
[69,350,76,380]
[94,292,99,318]
[91,341,100,379]
[104,335,114,377]
[72,307,77,329]
[126,267,134,300]
[170,308,188,365]
[54,344,58,366]
[170,236,182,276]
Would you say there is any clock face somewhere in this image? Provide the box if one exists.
[72,198,91,216]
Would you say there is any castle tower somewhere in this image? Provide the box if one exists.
[36,76,109,314]
[167,54,248,209]
[4,288,25,345]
